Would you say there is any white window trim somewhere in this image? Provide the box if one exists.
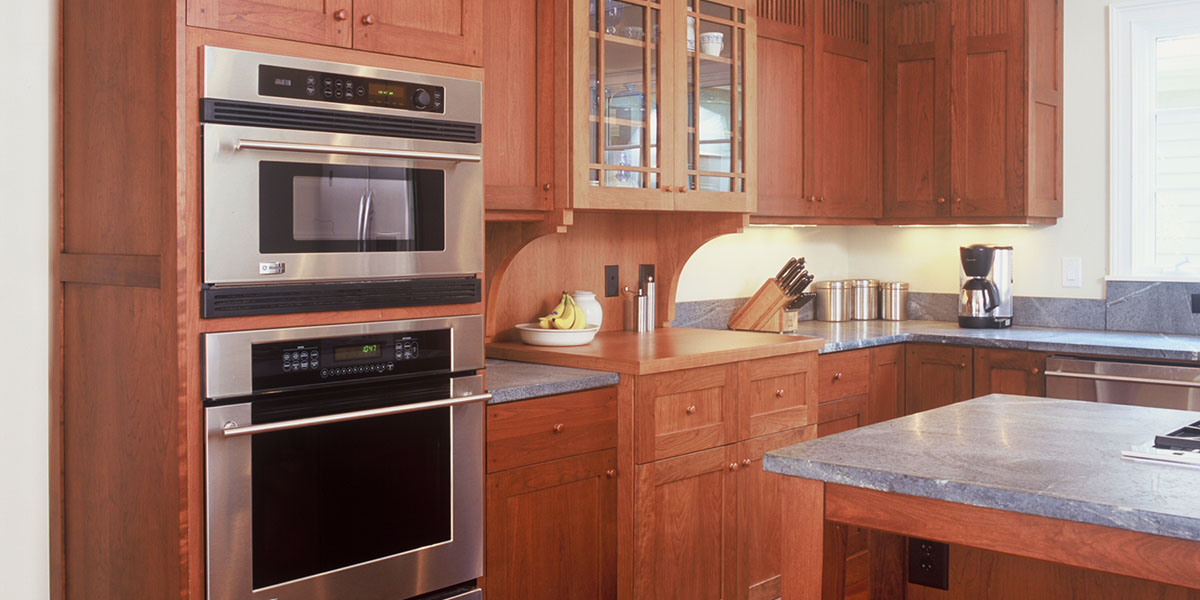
[1109,0,1200,279]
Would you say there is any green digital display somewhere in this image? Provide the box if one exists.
[335,343,382,362]
[368,81,409,107]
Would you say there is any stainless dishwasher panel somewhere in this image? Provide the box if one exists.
[1045,356,1200,411]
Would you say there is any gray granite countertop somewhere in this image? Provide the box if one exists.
[764,395,1200,541]
[486,359,619,404]
[787,319,1200,361]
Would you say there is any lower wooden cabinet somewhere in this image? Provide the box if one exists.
[868,345,905,424]
[486,449,617,600]
[973,348,1047,397]
[633,445,739,600]
[904,343,973,415]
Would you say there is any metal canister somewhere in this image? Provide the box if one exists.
[815,280,852,322]
[880,281,909,321]
[850,279,880,320]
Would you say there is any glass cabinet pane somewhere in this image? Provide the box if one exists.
[587,0,663,190]
[685,0,747,193]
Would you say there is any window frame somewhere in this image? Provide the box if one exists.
[1109,0,1200,279]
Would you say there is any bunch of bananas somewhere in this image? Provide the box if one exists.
[537,292,589,330]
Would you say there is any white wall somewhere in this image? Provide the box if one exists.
[678,0,1113,302]
[0,0,55,597]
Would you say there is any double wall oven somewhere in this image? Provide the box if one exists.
[200,47,483,317]
[204,316,487,600]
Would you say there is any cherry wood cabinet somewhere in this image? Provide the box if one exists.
[882,0,1063,223]
[904,343,972,415]
[738,352,819,439]
[868,344,905,424]
[486,387,618,472]
[973,348,1047,397]
[633,444,740,600]
[754,8,815,219]
[187,0,483,66]
[486,449,618,600]
[635,363,739,463]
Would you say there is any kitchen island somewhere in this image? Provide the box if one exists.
[764,395,1200,598]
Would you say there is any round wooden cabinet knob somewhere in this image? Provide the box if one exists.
[808,195,817,203]
[361,13,376,25]
[954,197,962,204]
[662,186,672,192]
[543,183,552,192]
[728,463,740,472]
[552,423,565,434]
[605,469,617,479]
[678,186,688,194]
[937,197,947,204]
[741,458,752,468]
[686,405,697,415]
[833,372,843,381]
[817,196,824,203]
[333,9,348,21]
[1032,367,1041,374]
[775,389,785,398]
[959,362,967,369]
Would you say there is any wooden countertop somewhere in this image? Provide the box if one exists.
[486,327,824,375]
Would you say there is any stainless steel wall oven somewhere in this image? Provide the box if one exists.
[200,47,483,317]
[204,316,487,600]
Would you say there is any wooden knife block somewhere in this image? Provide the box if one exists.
[727,279,790,333]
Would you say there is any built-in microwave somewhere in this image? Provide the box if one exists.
[200,47,483,317]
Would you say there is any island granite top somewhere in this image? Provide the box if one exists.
[485,359,619,404]
[786,319,1200,361]
[764,395,1200,541]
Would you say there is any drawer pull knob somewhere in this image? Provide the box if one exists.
[361,13,376,25]
[552,423,565,434]
[1032,367,1040,374]
[833,372,842,381]
[333,9,348,21]
[775,389,785,398]
[605,469,617,479]
[686,405,697,415]
[741,458,752,468]
[728,462,740,472]
[937,197,946,204]
[543,183,552,192]
[959,363,967,369]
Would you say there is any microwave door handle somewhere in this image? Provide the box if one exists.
[220,392,493,438]
[234,139,482,163]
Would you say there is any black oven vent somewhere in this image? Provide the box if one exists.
[202,277,481,318]
[201,98,482,143]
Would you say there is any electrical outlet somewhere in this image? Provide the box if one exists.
[907,537,949,590]
[605,265,620,297]
[1191,293,1200,314]
[1062,257,1082,288]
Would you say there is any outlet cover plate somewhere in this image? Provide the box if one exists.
[907,537,949,590]
[605,265,620,297]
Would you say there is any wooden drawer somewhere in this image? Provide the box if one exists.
[486,386,617,473]
[635,364,737,463]
[819,349,871,402]
[816,394,868,438]
[737,352,819,440]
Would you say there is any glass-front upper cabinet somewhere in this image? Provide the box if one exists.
[572,0,755,212]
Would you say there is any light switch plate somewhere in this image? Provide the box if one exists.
[1062,257,1082,288]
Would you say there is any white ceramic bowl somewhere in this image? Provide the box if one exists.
[516,323,600,346]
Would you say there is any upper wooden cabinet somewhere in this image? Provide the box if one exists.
[571,0,757,212]
[187,0,483,66]
[882,0,1062,223]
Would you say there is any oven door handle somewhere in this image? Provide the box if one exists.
[234,139,483,163]
[220,392,492,438]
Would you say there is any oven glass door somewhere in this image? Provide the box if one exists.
[202,123,482,285]
[205,374,484,600]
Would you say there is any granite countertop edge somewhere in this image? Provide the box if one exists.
[485,359,620,405]
[761,455,1200,542]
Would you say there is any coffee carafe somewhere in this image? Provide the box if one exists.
[958,245,1013,328]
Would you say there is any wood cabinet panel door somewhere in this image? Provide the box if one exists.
[483,0,558,212]
[486,450,617,600]
[353,0,483,66]
[816,394,868,438]
[881,0,951,219]
[904,344,972,414]
[486,386,617,473]
[868,344,905,424]
[812,0,881,219]
[972,348,1046,397]
[737,427,817,600]
[949,0,1023,217]
[187,0,352,47]
[818,349,871,402]
[634,445,738,600]
[635,364,738,463]
[738,353,818,440]
[754,31,815,218]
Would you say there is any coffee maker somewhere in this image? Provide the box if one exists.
[958,245,1013,328]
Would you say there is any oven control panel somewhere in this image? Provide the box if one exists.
[250,328,452,391]
[258,64,445,113]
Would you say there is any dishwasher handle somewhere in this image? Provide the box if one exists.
[1044,369,1200,390]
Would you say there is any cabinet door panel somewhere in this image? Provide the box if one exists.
[904,344,972,414]
[737,427,817,600]
[634,445,738,600]
[868,344,905,424]
[486,387,617,473]
[487,450,617,600]
[739,353,818,440]
[636,364,738,463]
[353,0,483,66]
[754,35,815,218]
[973,348,1046,397]
[816,394,868,437]
[819,349,871,402]
[187,0,352,47]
